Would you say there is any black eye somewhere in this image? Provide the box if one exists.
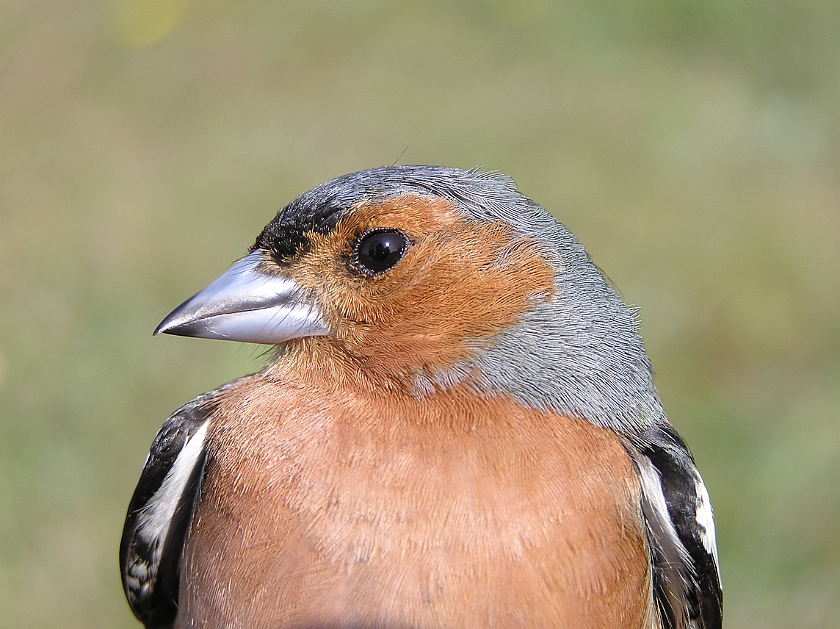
[353,229,408,275]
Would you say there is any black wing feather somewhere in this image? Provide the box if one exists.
[632,425,723,629]
[119,389,223,629]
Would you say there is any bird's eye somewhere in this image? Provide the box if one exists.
[353,229,408,275]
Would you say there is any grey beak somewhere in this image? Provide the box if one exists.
[154,251,329,344]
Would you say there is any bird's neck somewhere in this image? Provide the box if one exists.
[266,335,471,399]
[267,295,665,436]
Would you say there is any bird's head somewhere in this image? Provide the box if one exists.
[156,166,663,432]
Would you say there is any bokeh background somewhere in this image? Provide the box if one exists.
[2,0,839,627]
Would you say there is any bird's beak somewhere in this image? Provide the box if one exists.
[154,251,330,344]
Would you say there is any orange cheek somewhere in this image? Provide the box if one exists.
[285,195,556,377]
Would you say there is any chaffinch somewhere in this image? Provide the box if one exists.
[120,166,722,629]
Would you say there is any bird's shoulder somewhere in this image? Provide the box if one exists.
[627,424,723,629]
[119,381,239,629]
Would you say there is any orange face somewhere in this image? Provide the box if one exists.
[262,194,556,390]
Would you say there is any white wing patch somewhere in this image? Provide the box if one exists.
[635,455,694,568]
[635,454,694,629]
[694,478,719,568]
[127,420,210,593]
[629,433,723,629]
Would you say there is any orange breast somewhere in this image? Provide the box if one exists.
[177,374,652,629]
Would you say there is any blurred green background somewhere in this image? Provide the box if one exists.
[2,0,839,627]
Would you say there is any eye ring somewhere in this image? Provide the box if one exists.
[352,228,409,276]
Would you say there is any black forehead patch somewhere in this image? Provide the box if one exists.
[253,201,344,261]
[252,165,519,261]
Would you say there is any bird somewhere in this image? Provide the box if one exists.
[120,165,722,629]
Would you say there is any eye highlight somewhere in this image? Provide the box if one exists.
[353,229,408,275]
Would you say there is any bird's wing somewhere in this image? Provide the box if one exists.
[627,425,723,629]
[119,386,228,629]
